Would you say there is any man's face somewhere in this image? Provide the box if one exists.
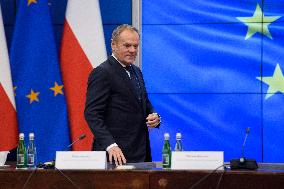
[112,29,139,66]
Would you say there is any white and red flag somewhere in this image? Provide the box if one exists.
[60,0,107,150]
[0,6,18,151]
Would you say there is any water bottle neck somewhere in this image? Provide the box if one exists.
[28,142,34,148]
[19,140,25,147]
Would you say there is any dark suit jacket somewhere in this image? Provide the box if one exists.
[84,56,155,162]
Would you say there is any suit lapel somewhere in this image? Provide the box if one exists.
[109,56,141,107]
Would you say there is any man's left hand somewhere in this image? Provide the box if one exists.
[146,113,161,128]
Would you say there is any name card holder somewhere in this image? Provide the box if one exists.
[171,151,224,170]
[55,151,106,170]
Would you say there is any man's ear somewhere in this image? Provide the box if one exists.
[111,40,116,52]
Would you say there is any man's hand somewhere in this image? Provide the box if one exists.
[107,146,127,166]
[146,113,161,128]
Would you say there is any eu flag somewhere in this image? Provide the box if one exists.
[142,0,284,162]
[10,0,70,163]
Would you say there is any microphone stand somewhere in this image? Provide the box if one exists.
[42,134,87,169]
[230,127,258,170]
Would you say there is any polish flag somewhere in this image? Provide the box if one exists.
[60,0,107,150]
[0,7,18,151]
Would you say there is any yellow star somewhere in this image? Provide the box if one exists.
[26,89,40,104]
[257,64,284,99]
[27,0,37,6]
[50,82,64,96]
[237,3,281,40]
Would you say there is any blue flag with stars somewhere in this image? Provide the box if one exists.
[143,0,284,162]
[10,0,70,163]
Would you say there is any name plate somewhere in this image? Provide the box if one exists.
[55,151,106,170]
[171,151,224,170]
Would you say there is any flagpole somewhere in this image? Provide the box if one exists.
[132,0,142,69]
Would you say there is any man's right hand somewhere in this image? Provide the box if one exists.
[107,146,127,166]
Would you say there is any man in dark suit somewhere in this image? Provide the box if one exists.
[84,24,161,165]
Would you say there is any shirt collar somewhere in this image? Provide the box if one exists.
[112,54,128,68]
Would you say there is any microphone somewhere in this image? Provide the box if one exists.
[241,127,250,161]
[230,127,258,170]
[39,133,87,169]
[66,134,86,150]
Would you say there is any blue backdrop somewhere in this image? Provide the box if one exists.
[143,0,284,162]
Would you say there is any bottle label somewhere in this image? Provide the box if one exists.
[17,154,25,165]
[162,154,170,166]
[27,154,35,165]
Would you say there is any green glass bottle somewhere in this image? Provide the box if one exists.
[162,133,171,169]
[16,133,26,169]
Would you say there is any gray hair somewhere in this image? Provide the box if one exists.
[111,24,140,43]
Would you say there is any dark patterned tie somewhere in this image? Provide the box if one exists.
[125,65,142,103]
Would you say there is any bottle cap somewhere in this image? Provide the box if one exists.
[164,133,170,140]
[176,133,182,139]
[19,133,24,139]
[29,133,34,139]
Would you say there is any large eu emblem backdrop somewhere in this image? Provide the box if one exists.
[142,0,284,162]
